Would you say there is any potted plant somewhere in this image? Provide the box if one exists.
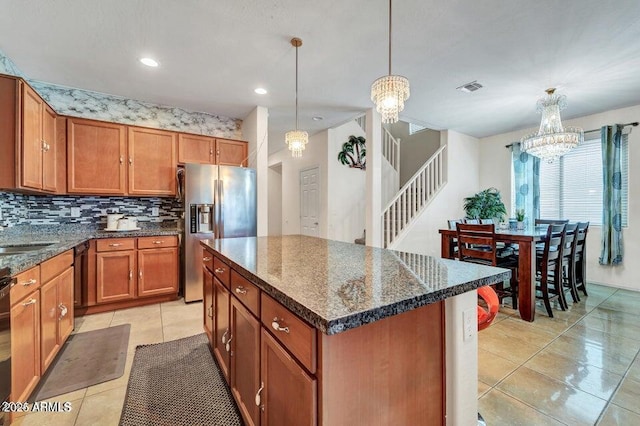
[462,188,507,222]
[515,209,526,230]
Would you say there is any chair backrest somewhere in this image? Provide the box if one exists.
[464,218,480,224]
[575,222,590,259]
[563,223,578,260]
[540,224,566,274]
[480,219,494,224]
[448,219,462,230]
[456,223,496,265]
[535,218,569,225]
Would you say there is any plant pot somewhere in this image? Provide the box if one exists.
[517,221,525,230]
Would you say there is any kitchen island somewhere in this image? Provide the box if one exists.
[201,235,510,426]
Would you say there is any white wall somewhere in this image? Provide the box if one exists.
[327,121,366,243]
[268,164,282,236]
[393,130,481,256]
[480,104,640,291]
[386,122,441,186]
[268,130,328,237]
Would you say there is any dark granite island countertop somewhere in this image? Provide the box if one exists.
[201,235,510,335]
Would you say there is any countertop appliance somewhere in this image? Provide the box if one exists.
[0,272,14,426]
[183,164,257,302]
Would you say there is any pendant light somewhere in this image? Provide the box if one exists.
[370,0,410,124]
[285,37,308,158]
[520,88,583,162]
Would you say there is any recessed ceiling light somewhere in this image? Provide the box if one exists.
[254,88,267,95]
[312,116,324,121]
[140,57,159,67]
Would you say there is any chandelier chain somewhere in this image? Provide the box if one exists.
[388,0,392,76]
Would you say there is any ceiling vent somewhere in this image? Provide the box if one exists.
[456,80,483,93]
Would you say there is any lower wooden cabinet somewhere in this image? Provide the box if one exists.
[96,250,136,303]
[212,277,231,381]
[40,266,74,372]
[10,289,40,402]
[203,267,214,346]
[137,247,178,297]
[230,298,261,426]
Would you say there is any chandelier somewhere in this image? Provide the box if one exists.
[520,88,583,162]
[370,0,410,124]
[285,37,308,158]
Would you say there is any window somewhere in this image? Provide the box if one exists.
[408,122,427,135]
[537,134,629,226]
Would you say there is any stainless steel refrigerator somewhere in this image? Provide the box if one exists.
[183,164,257,302]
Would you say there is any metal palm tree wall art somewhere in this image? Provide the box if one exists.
[337,135,366,170]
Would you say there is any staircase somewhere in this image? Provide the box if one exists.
[382,144,447,248]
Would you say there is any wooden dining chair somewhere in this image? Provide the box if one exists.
[574,222,590,296]
[456,223,519,308]
[535,223,567,317]
[561,223,580,303]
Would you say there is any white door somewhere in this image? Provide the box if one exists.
[300,167,320,236]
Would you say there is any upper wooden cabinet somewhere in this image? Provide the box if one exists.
[128,127,177,196]
[0,75,59,193]
[67,118,127,195]
[178,133,248,167]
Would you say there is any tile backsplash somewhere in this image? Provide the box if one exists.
[0,192,182,228]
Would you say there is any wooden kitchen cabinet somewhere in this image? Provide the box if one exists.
[0,76,59,193]
[260,329,317,426]
[213,276,231,382]
[40,266,74,372]
[96,250,136,303]
[10,288,41,403]
[67,118,127,195]
[128,126,177,196]
[216,138,248,167]
[178,133,215,164]
[137,247,178,297]
[203,267,214,346]
[230,297,261,426]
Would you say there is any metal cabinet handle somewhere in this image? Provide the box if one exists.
[235,286,247,295]
[207,306,214,318]
[129,158,133,165]
[129,270,133,280]
[255,382,265,406]
[214,267,225,274]
[22,298,37,306]
[139,269,143,278]
[152,240,164,244]
[59,303,68,319]
[221,329,228,344]
[271,317,290,334]
[120,156,124,164]
[225,334,233,352]
[203,256,212,262]
[109,243,122,247]
[21,278,37,287]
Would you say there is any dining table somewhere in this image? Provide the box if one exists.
[439,225,548,322]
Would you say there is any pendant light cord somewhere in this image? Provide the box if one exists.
[295,42,299,130]
[388,0,392,76]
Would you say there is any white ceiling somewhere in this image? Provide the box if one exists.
[2,0,640,154]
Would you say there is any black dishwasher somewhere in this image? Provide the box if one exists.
[74,241,89,308]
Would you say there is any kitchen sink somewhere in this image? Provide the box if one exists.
[0,243,56,255]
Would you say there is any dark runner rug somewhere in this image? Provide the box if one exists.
[30,324,130,401]
[119,333,242,426]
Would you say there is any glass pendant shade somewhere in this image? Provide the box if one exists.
[521,89,583,163]
[371,75,410,123]
[285,129,308,158]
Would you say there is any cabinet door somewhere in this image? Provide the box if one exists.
[178,133,214,164]
[216,138,247,167]
[21,84,43,190]
[213,277,231,382]
[57,266,74,345]
[67,118,127,194]
[231,298,261,426]
[11,290,40,402]
[96,251,136,303]
[137,247,178,297]
[42,105,57,192]
[261,329,317,426]
[203,267,214,346]
[40,277,60,372]
[128,127,177,196]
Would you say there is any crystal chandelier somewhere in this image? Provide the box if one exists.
[285,37,308,158]
[370,0,410,124]
[520,88,583,163]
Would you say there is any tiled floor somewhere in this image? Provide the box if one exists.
[12,298,203,426]
[478,284,640,425]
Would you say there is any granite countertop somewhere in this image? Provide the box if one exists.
[201,235,511,335]
[0,224,181,276]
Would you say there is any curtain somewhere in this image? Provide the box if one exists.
[511,143,540,225]
[599,125,624,265]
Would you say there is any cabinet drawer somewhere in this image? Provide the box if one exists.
[40,249,73,283]
[202,250,214,272]
[230,270,260,317]
[96,238,135,252]
[213,256,230,289]
[11,266,41,306]
[137,235,178,249]
[261,294,316,374]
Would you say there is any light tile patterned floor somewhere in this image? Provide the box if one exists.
[12,299,203,426]
[479,284,640,425]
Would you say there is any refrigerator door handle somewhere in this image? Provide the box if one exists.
[219,179,224,238]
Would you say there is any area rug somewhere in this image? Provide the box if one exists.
[119,333,242,426]
[30,323,130,401]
